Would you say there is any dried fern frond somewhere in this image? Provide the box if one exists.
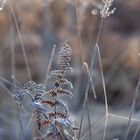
[44,89,57,96]
[45,88,73,97]
[23,81,45,95]
[57,42,72,71]
[60,79,73,89]
[57,88,73,97]
[33,110,43,130]
[35,84,46,94]
[34,93,44,101]
[53,79,73,88]
[54,118,72,130]
[42,99,56,107]
[49,70,64,79]
[49,112,67,119]
[42,99,68,115]
[55,99,69,115]
[30,102,46,112]
[47,118,73,139]
[40,119,52,126]
[49,68,73,79]
[13,89,26,104]
[13,41,76,139]
[23,81,36,91]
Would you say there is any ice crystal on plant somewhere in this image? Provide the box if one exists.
[100,0,116,18]
[14,42,77,139]
[41,41,76,139]
[13,90,26,104]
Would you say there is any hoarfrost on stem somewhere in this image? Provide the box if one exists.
[100,0,116,18]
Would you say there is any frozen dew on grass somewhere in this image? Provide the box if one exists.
[100,0,116,18]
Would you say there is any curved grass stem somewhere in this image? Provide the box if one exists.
[44,44,56,89]
[123,78,140,140]
[10,2,32,81]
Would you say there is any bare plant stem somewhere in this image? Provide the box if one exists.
[123,78,140,140]
[79,111,140,140]
[17,105,24,140]
[132,123,140,140]
[78,63,92,140]
[24,115,34,134]
[74,0,97,98]
[33,132,48,140]
[89,17,104,80]
[74,0,84,63]
[10,25,16,87]
[95,45,108,140]
[44,44,56,89]
[74,0,98,136]
[83,62,96,99]
[0,81,13,97]
[78,107,84,140]
[10,23,24,140]
[95,17,104,46]
[74,1,108,139]
[106,45,138,86]
[57,127,65,140]
[0,76,19,88]
[78,63,96,140]
[86,99,92,140]
[10,1,32,81]
[80,115,106,140]
[103,115,108,140]
[108,113,140,122]
[74,1,97,138]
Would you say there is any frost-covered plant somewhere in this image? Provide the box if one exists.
[13,81,47,130]
[41,41,76,140]
[13,41,76,140]
[100,0,116,18]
